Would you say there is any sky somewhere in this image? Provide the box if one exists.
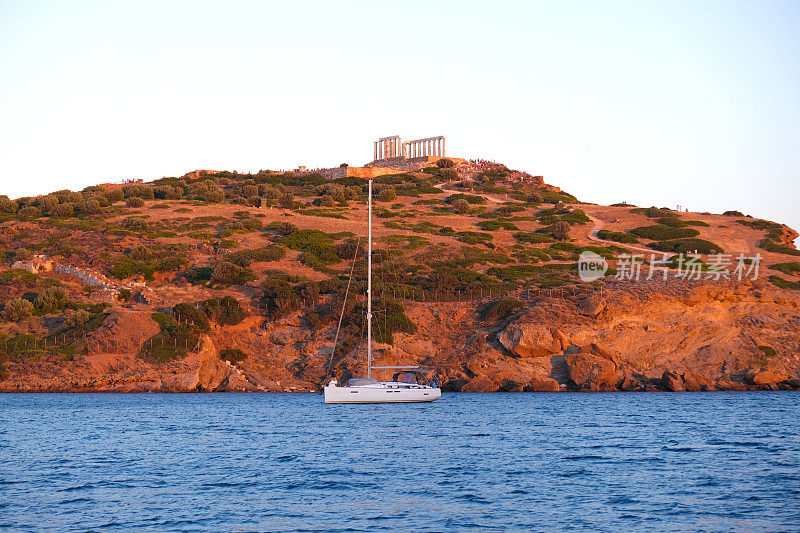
[1,0,798,233]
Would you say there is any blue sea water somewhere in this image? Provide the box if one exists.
[1,393,799,532]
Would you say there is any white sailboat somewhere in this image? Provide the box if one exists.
[324,179,441,404]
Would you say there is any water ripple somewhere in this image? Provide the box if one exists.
[0,392,799,531]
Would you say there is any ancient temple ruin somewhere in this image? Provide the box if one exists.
[373,135,445,162]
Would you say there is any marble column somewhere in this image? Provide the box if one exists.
[442,137,445,156]
[374,142,378,161]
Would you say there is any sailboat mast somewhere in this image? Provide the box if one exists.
[367,178,373,380]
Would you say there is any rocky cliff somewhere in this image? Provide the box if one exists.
[1,162,799,392]
[2,277,798,393]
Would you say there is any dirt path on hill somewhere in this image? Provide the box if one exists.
[586,215,658,256]
[433,181,505,204]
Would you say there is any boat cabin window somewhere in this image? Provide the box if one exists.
[392,372,421,384]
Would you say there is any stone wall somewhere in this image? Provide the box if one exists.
[298,156,466,182]
[366,156,466,171]
[11,255,54,274]
[301,166,408,180]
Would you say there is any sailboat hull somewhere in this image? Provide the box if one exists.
[324,384,441,404]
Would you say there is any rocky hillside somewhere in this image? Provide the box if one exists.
[1,159,799,392]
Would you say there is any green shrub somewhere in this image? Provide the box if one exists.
[512,246,550,263]
[345,298,416,345]
[453,198,470,214]
[0,195,18,214]
[536,207,589,226]
[34,287,69,314]
[436,158,455,168]
[201,296,248,326]
[126,197,145,208]
[723,210,745,217]
[53,203,74,217]
[109,256,154,280]
[455,231,493,244]
[630,206,678,218]
[123,184,155,200]
[768,275,800,290]
[736,219,782,232]
[647,238,724,254]
[757,345,777,358]
[141,323,200,362]
[629,225,699,240]
[78,198,102,215]
[759,240,800,256]
[377,186,397,202]
[63,308,92,328]
[117,288,132,301]
[173,303,210,331]
[261,278,303,317]
[655,217,710,228]
[223,245,286,267]
[220,348,247,364]
[18,206,42,220]
[105,189,124,203]
[211,261,256,285]
[382,235,429,250]
[440,168,458,181]
[551,221,571,240]
[514,232,555,244]
[282,229,342,268]
[446,193,486,205]
[188,180,224,203]
[184,266,214,284]
[2,298,35,322]
[769,262,800,276]
[480,298,526,323]
[526,192,543,203]
[151,312,177,329]
[478,220,519,231]
[597,230,639,244]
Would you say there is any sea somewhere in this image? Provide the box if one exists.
[1,392,799,532]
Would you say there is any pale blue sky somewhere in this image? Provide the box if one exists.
[1,0,798,233]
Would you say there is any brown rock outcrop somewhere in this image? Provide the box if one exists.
[681,371,716,391]
[497,323,566,358]
[565,348,619,390]
[751,370,789,385]
[577,296,605,317]
[524,367,562,392]
[461,375,498,392]
[661,371,685,392]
